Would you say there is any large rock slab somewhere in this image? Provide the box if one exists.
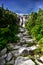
[35,59,43,65]
[11,45,37,57]
[0,57,5,65]
[7,43,21,50]
[14,56,35,65]
[6,52,12,61]
[40,56,43,62]
[6,58,14,65]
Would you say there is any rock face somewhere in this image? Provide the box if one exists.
[15,56,35,65]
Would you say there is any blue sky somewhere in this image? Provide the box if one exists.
[0,0,43,14]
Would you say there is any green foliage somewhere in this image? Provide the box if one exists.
[25,9,43,54]
[0,6,19,50]
[38,38,43,44]
[25,8,43,41]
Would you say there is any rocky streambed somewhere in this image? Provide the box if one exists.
[0,26,43,65]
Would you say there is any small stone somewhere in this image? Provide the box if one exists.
[6,52,12,61]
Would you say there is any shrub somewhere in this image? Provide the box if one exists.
[0,6,19,50]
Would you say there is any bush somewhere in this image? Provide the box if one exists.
[0,6,19,50]
[38,38,43,44]
[25,8,43,42]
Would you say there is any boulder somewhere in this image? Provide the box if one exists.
[0,57,5,65]
[14,56,35,65]
[6,58,14,65]
[6,52,12,61]
[1,48,7,56]
[40,56,43,62]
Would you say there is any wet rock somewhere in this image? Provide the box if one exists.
[6,52,12,61]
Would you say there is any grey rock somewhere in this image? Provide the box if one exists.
[29,45,37,51]
[6,52,12,61]
[1,54,7,59]
[16,33,23,38]
[6,58,14,65]
[11,50,19,57]
[11,47,29,56]
[21,49,29,56]
[0,57,5,65]
[14,56,35,65]
[22,44,28,47]
[25,38,34,43]
[1,48,7,56]
[7,44,21,50]
[35,59,43,65]
[19,27,25,33]
[18,47,28,54]
[20,38,26,44]
[23,31,28,36]
[40,56,43,62]
[7,43,15,50]
[14,45,21,50]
